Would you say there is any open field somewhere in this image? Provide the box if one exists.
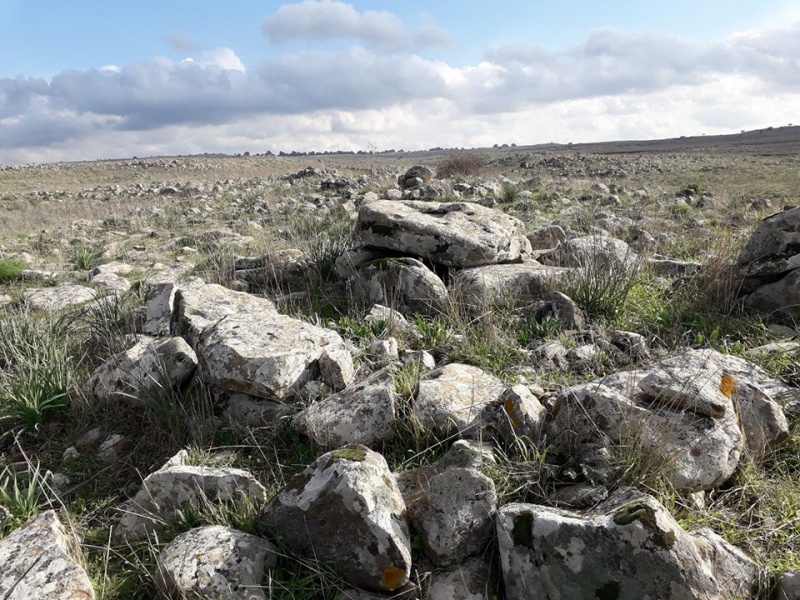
[2,128,800,599]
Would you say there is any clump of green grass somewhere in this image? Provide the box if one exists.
[70,243,103,270]
[563,252,641,323]
[0,258,25,283]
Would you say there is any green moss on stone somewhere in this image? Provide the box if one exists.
[613,500,676,550]
[331,448,368,462]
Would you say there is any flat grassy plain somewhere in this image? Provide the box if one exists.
[2,127,800,598]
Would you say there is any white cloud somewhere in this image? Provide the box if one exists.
[1,18,800,164]
[261,0,452,51]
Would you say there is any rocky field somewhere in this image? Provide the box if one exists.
[1,143,800,599]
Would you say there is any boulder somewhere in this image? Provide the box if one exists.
[451,263,570,307]
[256,445,412,593]
[745,268,800,322]
[398,166,434,189]
[114,450,268,542]
[354,200,530,268]
[347,257,448,315]
[539,234,638,271]
[496,489,759,600]
[22,284,97,312]
[0,511,95,600]
[89,336,197,401]
[154,525,277,600]
[553,349,791,490]
[413,363,505,434]
[738,207,800,278]
[404,467,497,566]
[491,384,547,446]
[427,556,493,600]
[526,225,568,250]
[293,368,398,449]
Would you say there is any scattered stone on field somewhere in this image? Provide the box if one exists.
[90,261,135,278]
[97,433,132,462]
[222,392,293,427]
[89,271,131,294]
[346,256,448,315]
[256,445,412,593]
[543,291,585,330]
[401,349,436,370]
[293,367,398,449]
[0,294,12,309]
[154,525,277,600]
[233,249,308,288]
[427,556,493,600]
[539,234,638,271]
[496,489,759,600]
[553,349,791,490]
[404,466,497,566]
[398,166,433,189]
[366,337,399,363]
[334,247,398,280]
[365,304,417,334]
[114,450,267,542]
[738,206,800,278]
[745,268,800,322]
[413,363,505,434]
[526,224,568,250]
[89,335,197,401]
[647,257,701,277]
[354,200,531,268]
[0,510,96,600]
[22,284,97,311]
[451,262,570,307]
[489,384,547,446]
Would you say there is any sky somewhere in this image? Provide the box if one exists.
[1,0,799,164]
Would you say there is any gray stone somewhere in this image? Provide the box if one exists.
[365,304,417,335]
[115,450,268,542]
[404,467,497,566]
[257,445,412,593]
[347,257,448,315]
[223,393,293,427]
[738,206,800,278]
[496,489,759,600]
[413,363,505,434]
[293,368,398,449]
[0,510,95,600]
[776,569,800,599]
[23,284,97,312]
[89,336,197,401]
[354,200,531,268]
[154,525,277,600]
[526,225,568,250]
[366,338,400,363]
[89,272,131,294]
[493,385,547,445]
[398,166,433,189]
[540,234,638,271]
[452,263,570,307]
[428,556,493,600]
[745,268,800,322]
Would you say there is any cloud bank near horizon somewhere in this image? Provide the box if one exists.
[1,1,799,164]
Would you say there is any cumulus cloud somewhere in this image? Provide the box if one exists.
[2,20,800,164]
[261,0,452,51]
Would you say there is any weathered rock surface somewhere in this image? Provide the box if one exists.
[89,335,197,401]
[293,367,398,449]
[175,281,353,400]
[346,256,448,315]
[738,206,800,278]
[451,262,570,307]
[23,284,97,312]
[257,445,411,593]
[154,525,277,600]
[115,450,267,542]
[554,349,790,490]
[745,268,800,322]
[413,363,505,434]
[398,165,434,189]
[0,510,95,600]
[354,200,530,268]
[428,556,493,600]
[491,384,547,445]
[496,489,759,600]
[404,467,497,566]
[540,234,638,271]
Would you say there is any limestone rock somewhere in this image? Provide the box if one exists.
[404,467,497,566]
[496,489,759,600]
[776,569,800,599]
[0,510,95,600]
[23,284,97,312]
[492,385,547,445]
[413,363,505,434]
[526,225,568,250]
[540,234,638,271]
[427,556,493,600]
[398,166,433,189]
[354,200,530,268]
[114,451,268,542]
[347,257,448,315]
[451,263,570,307]
[223,393,293,427]
[89,272,131,294]
[745,268,800,322]
[89,336,197,401]
[738,206,800,278]
[293,368,398,449]
[154,525,277,600]
[257,445,412,593]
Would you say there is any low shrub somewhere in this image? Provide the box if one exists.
[436,153,486,179]
[0,258,25,283]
